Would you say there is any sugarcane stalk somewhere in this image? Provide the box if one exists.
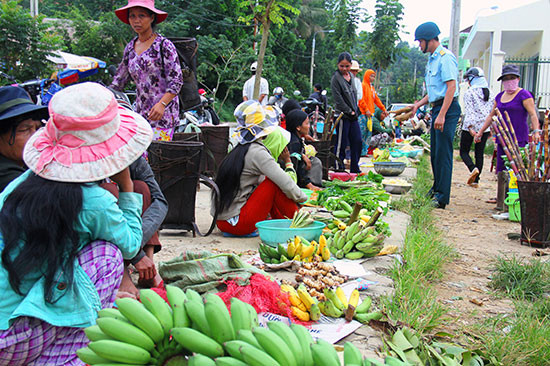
[328,113,344,138]
[492,121,528,180]
[528,141,536,181]
[322,108,334,141]
[498,111,529,179]
[347,202,363,225]
[496,115,529,180]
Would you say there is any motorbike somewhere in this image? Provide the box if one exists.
[1,71,59,106]
[174,94,220,133]
[300,95,327,139]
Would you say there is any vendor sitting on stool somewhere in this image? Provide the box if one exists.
[214,101,307,237]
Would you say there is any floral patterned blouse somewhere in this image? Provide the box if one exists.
[111,35,183,132]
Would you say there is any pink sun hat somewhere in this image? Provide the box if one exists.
[23,82,153,183]
[115,0,168,25]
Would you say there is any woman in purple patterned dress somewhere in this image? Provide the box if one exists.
[111,0,183,141]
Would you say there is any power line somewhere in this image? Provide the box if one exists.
[177,1,254,28]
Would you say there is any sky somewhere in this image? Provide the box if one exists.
[359,0,539,45]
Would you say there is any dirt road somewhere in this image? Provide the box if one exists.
[432,152,535,334]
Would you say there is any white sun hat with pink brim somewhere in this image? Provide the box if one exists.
[23,82,153,183]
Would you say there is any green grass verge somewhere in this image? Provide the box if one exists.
[384,157,454,332]
[472,257,550,365]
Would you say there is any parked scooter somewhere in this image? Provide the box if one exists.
[174,89,220,133]
[296,90,328,138]
[1,71,59,106]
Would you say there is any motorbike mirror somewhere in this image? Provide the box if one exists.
[107,65,117,77]
[293,90,301,96]
[321,90,327,96]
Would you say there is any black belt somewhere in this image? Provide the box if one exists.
[431,96,457,108]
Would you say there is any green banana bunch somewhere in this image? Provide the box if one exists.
[166,285,191,328]
[88,339,152,365]
[204,293,235,344]
[311,338,340,366]
[140,289,174,337]
[115,297,164,344]
[171,327,224,358]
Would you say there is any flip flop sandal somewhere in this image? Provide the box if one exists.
[486,198,497,204]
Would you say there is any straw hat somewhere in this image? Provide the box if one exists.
[23,82,153,182]
[115,0,168,24]
[233,100,279,145]
[350,60,362,71]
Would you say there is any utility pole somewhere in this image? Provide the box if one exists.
[30,0,39,16]
[449,0,461,57]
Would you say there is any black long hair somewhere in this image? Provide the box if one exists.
[482,88,490,102]
[0,174,83,302]
[215,143,251,212]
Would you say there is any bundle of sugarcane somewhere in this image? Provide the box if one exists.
[492,108,550,182]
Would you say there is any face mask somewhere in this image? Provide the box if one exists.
[502,79,519,94]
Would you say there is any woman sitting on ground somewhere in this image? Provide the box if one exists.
[214,101,307,236]
[0,86,48,191]
[368,108,395,149]
[285,109,323,190]
[0,82,153,365]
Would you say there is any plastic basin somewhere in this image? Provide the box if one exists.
[373,162,406,176]
[329,171,357,181]
[383,183,412,194]
[255,219,326,247]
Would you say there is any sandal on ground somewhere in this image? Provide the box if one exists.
[486,198,497,204]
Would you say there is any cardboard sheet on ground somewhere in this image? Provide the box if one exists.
[332,259,370,278]
[258,312,363,344]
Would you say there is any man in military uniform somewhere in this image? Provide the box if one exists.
[412,22,461,209]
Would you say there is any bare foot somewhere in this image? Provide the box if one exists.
[116,267,139,300]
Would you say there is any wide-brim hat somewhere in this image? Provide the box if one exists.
[233,100,279,145]
[497,64,521,81]
[115,0,168,25]
[23,82,153,183]
[350,60,362,71]
[0,86,48,123]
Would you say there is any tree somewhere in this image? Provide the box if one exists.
[327,0,363,52]
[0,0,61,83]
[237,0,299,99]
[366,0,404,89]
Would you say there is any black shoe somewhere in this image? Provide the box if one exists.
[427,188,434,199]
[431,199,446,209]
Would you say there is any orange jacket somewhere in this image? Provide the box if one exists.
[358,69,387,115]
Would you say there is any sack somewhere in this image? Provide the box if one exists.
[160,36,202,112]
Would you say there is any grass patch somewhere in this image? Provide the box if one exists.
[473,298,550,366]
[490,256,550,300]
[384,156,454,332]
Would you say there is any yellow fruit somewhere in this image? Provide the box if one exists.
[280,284,296,294]
[293,255,301,261]
[294,242,303,258]
[318,235,327,255]
[294,236,301,247]
[297,285,317,311]
[335,287,348,308]
[348,289,360,308]
[378,245,398,256]
[322,247,331,261]
[291,306,310,321]
[338,222,347,230]
[287,241,296,258]
[300,245,315,259]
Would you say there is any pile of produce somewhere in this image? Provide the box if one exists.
[293,262,347,300]
[327,219,386,260]
[373,148,391,162]
[80,285,381,366]
[382,178,410,186]
[312,183,390,215]
[258,235,331,264]
[289,209,315,228]
[318,287,382,324]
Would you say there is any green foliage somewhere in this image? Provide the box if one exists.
[0,0,61,82]
[383,156,454,332]
[490,256,550,301]
[366,0,404,73]
[326,0,363,52]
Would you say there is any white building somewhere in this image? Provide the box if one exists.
[462,0,550,108]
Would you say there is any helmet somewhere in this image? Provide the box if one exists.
[250,62,258,71]
[414,22,440,41]
[464,67,485,80]
[273,87,284,95]
[198,88,206,95]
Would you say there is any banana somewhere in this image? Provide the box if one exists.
[88,340,151,365]
[316,339,341,365]
[114,298,164,343]
[239,344,281,366]
[311,342,340,366]
[184,299,211,336]
[344,342,363,365]
[84,325,114,341]
[204,293,235,344]
[166,285,187,307]
[342,239,355,254]
[355,296,372,314]
[290,324,314,366]
[287,240,296,258]
[185,288,203,303]
[267,321,302,362]
[215,356,248,366]
[96,317,155,352]
[348,289,360,308]
[76,346,111,365]
[291,306,310,321]
[97,308,130,323]
[335,287,348,308]
[171,327,224,358]
[322,246,331,261]
[172,302,191,328]
[244,303,259,327]
[188,354,216,366]
[309,302,321,321]
[140,289,173,336]
[318,235,327,255]
[318,300,343,318]
[300,244,316,259]
[335,249,344,259]
[346,221,360,241]
[230,297,252,332]
[223,340,254,362]
[236,329,261,349]
[297,284,317,311]
[264,244,281,259]
[345,251,364,259]
[354,311,383,323]
[253,327,296,366]
[281,285,307,311]
[323,288,345,311]
[277,243,288,258]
